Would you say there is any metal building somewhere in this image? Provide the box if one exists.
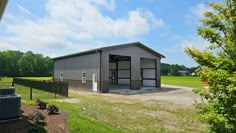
[53,42,165,93]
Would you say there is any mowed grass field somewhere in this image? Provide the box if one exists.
[161,76,204,88]
[23,92,207,133]
[2,76,203,88]
[0,77,51,82]
[19,77,51,81]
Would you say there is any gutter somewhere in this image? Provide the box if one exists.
[0,0,8,21]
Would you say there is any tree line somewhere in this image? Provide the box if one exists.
[0,50,53,77]
[0,50,198,77]
[161,63,198,76]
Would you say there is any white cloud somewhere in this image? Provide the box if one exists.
[0,42,17,51]
[185,3,212,24]
[17,5,32,16]
[190,3,211,18]
[90,0,116,11]
[160,37,207,67]
[0,0,164,57]
[163,47,178,54]
[181,36,209,50]
[183,3,212,50]
[4,13,16,20]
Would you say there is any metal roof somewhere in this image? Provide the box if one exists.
[53,42,165,60]
[0,0,8,21]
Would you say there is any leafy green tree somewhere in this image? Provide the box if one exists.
[0,50,53,77]
[161,63,190,76]
[187,66,199,73]
[32,54,53,76]
[17,51,53,76]
[18,51,35,76]
[185,0,236,132]
[0,51,23,76]
[44,56,53,76]
[161,63,171,75]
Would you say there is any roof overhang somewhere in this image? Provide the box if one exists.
[53,42,165,60]
[52,49,100,60]
[0,0,8,21]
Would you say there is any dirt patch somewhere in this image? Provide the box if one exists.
[0,105,68,133]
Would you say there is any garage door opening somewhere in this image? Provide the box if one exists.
[141,58,157,87]
[109,54,131,89]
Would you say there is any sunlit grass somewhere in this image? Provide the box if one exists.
[17,77,51,81]
[0,77,51,82]
[0,77,13,82]
[22,92,207,133]
[14,84,65,100]
[2,76,207,132]
[161,76,204,88]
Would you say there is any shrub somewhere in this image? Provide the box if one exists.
[36,99,47,109]
[29,111,45,124]
[27,124,46,133]
[47,104,59,115]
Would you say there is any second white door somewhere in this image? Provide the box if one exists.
[92,74,97,92]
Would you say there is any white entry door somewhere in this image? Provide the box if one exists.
[92,74,98,92]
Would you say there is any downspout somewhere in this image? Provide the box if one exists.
[97,50,102,93]
[155,59,157,88]
[52,60,55,81]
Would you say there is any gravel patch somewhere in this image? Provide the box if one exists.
[55,98,80,103]
[110,84,203,106]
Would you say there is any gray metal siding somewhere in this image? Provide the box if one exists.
[54,53,100,81]
[101,45,161,81]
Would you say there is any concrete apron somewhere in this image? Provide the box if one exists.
[109,85,158,95]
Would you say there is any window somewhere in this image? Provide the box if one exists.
[82,72,86,83]
[94,74,97,83]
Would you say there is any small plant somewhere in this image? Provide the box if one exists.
[36,99,47,109]
[46,104,59,115]
[27,124,46,133]
[29,111,45,124]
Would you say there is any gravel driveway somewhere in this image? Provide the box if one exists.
[110,84,202,106]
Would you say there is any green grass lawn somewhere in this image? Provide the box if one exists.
[0,77,13,82]
[0,77,51,82]
[22,92,207,133]
[14,84,65,100]
[0,77,64,100]
[19,77,51,81]
[1,77,207,132]
[161,76,204,88]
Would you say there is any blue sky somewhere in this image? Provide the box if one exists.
[0,0,221,67]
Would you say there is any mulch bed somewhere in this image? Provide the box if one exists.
[0,105,68,133]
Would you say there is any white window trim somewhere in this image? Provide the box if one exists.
[82,72,86,83]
